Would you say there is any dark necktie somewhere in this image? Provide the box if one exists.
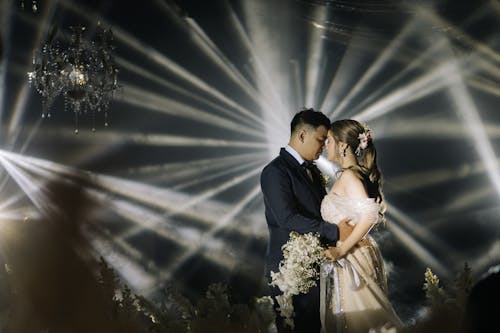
[301,161,315,181]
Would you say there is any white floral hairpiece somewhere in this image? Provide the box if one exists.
[355,127,372,156]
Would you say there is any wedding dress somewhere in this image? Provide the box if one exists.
[320,192,403,333]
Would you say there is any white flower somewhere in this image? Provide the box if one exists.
[355,128,372,156]
[358,131,371,149]
[270,232,325,329]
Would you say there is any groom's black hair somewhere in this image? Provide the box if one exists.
[290,108,330,134]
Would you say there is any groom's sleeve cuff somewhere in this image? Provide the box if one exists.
[320,222,339,245]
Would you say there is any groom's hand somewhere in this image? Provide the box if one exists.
[338,218,354,242]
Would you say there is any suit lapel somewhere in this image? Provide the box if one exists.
[310,166,326,198]
[280,148,325,204]
[306,166,325,203]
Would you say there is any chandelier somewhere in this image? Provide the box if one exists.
[21,0,38,12]
[28,24,119,133]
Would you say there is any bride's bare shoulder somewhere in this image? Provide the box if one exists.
[337,169,368,199]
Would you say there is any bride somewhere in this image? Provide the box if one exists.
[320,119,403,333]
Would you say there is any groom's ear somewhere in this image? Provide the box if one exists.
[298,128,307,143]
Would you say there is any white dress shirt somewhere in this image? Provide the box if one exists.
[285,144,305,165]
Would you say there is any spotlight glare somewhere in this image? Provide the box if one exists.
[445,60,500,198]
[330,18,418,118]
[387,218,450,279]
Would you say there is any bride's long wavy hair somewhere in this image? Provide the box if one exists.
[330,119,386,221]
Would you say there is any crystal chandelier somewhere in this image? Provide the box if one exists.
[28,24,119,133]
[21,0,38,12]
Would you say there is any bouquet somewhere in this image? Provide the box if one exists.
[270,231,325,329]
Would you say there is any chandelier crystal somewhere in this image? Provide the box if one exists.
[21,0,38,12]
[28,24,119,133]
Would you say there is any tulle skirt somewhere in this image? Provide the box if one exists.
[320,237,403,333]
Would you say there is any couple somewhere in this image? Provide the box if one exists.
[260,109,402,332]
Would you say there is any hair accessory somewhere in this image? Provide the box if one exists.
[355,127,372,156]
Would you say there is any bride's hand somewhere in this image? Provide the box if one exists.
[324,246,345,261]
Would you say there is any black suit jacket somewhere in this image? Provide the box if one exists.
[260,148,339,278]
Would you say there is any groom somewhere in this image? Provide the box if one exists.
[261,108,351,332]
